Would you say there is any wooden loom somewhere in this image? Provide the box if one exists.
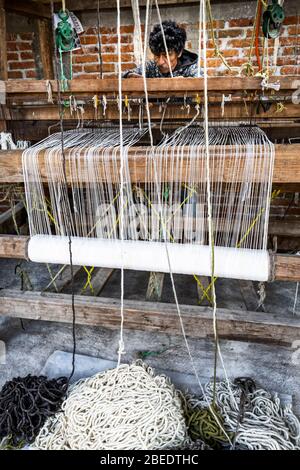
[0,74,300,345]
[0,0,300,344]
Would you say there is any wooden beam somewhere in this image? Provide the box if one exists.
[36,0,271,11]
[0,234,28,259]
[36,19,54,79]
[239,280,261,312]
[3,77,299,96]
[0,144,299,183]
[0,235,299,281]
[0,1,7,81]
[0,0,7,132]
[81,267,114,296]
[274,254,300,282]
[0,288,299,345]
[146,272,165,301]
[7,102,300,121]
[44,265,82,292]
[0,201,25,234]
[5,0,51,19]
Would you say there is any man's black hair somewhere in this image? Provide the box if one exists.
[149,20,187,55]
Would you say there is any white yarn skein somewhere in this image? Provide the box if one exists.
[33,362,188,450]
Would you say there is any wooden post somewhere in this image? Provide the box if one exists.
[36,19,54,79]
[0,0,7,132]
[0,0,7,81]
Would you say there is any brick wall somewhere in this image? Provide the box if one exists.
[7,33,37,79]
[5,14,300,79]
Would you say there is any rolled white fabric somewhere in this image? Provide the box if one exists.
[28,235,270,281]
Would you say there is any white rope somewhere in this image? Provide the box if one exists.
[33,362,188,450]
[186,380,300,450]
[117,0,125,365]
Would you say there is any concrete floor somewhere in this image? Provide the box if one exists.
[0,258,299,415]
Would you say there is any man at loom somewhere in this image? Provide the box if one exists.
[123,20,200,78]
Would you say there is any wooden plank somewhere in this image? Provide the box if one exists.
[274,254,300,282]
[196,276,211,305]
[0,144,299,183]
[0,0,7,132]
[146,272,165,301]
[7,102,300,121]
[0,1,7,81]
[81,267,114,296]
[3,77,299,95]
[0,201,25,234]
[0,234,28,259]
[45,265,82,293]
[5,0,51,18]
[0,288,299,344]
[36,19,54,79]
[239,280,260,312]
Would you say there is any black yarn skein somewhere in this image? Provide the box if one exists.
[0,374,68,446]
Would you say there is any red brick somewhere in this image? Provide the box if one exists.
[287,25,299,36]
[206,58,222,67]
[7,41,17,51]
[84,63,115,73]
[72,65,84,73]
[102,35,118,44]
[102,53,117,62]
[85,27,97,35]
[102,45,116,53]
[225,58,247,67]
[121,63,136,71]
[6,33,17,41]
[122,53,134,62]
[283,16,299,25]
[227,39,252,48]
[246,28,256,37]
[121,44,134,53]
[103,72,117,78]
[73,54,98,63]
[102,34,132,45]
[222,49,239,58]
[25,70,37,78]
[120,25,134,33]
[7,52,19,61]
[276,57,297,66]
[100,27,117,34]
[280,65,298,75]
[279,46,296,56]
[16,42,32,51]
[279,37,298,46]
[228,18,254,27]
[9,60,35,70]
[196,20,225,29]
[74,73,100,79]
[20,51,34,60]
[8,71,23,79]
[80,36,98,45]
[218,29,244,38]
[19,33,34,40]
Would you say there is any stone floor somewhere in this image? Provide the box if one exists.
[0,257,299,414]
